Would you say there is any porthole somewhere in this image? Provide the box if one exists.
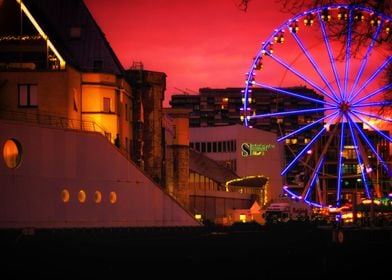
[3,139,22,168]
[109,191,117,204]
[78,190,86,203]
[61,189,70,203]
[94,190,102,203]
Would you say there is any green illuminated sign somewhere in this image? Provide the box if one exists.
[241,143,275,157]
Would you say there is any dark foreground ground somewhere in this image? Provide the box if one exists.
[1,222,391,279]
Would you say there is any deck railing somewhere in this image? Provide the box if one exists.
[0,110,109,139]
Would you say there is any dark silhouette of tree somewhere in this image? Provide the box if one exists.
[278,0,391,116]
[234,0,252,12]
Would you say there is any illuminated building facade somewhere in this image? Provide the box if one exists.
[0,0,131,149]
[189,125,284,207]
[170,87,324,187]
[0,0,200,228]
[163,109,281,223]
[170,86,391,210]
[316,123,391,206]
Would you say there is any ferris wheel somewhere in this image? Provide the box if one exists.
[241,4,392,208]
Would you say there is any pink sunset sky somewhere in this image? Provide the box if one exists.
[84,0,290,106]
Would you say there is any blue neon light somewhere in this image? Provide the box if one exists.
[348,22,383,102]
[242,4,392,207]
[336,119,346,207]
[347,118,371,198]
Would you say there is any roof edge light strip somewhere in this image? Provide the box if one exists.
[16,0,66,69]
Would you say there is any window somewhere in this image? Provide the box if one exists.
[93,60,103,71]
[109,191,117,204]
[94,191,102,203]
[61,189,70,203]
[18,84,38,107]
[69,27,82,39]
[78,190,86,203]
[103,97,111,113]
[3,139,22,168]
[73,89,78,112]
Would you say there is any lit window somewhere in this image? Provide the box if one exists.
[3,139,22,168]
[239,214,247,223]
[94,191,102,203]
[18,84,38,107]
[103,97,111,113]
[78,190,86,203]
[109,191,117,204]
[61,189,70,203]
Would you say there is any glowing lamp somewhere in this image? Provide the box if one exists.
[354,12,364,21]
[321,9,331,21]
[338,9,348,20]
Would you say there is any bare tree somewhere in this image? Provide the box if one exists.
[235,0,252,12]
[237,0,391,111]
[276,0,391,112]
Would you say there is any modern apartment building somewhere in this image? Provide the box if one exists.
[170,86,325,186]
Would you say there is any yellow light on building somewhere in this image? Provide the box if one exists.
[16,0,66,69]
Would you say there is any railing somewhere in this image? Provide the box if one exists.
[0,110,109,139]
[0,109,168,189]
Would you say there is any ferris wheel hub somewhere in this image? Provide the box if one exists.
[339,101,351,113]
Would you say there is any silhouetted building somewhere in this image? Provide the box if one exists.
[0,0,200,228]
[125,62,166,185]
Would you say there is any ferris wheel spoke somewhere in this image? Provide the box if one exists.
[352,109,392,124]
[352,100,392,109]
[303,156,325,202]
[351,111,392,142]
[347,118,372,198]
[290,32,339,101]
[267,53,340,103]
[281,127,327,176]
[278,111,339,142]
[348,22,384,103]
[249,107,330,120]
[254,82,335,106]
[317,11,343,98]
[343,8,354,101]
[353,83,392,106]
[336,120,346,207]
[349,118,392,177]
[351,56,392,101]
[302,115,341,203]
